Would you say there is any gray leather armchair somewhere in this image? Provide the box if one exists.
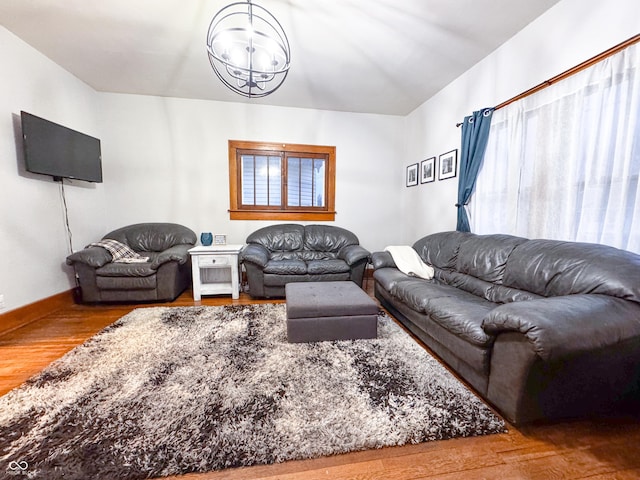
[66,223,197,303]
[240,224,370,298]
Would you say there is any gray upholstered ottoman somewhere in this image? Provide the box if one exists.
[285,281,378,343]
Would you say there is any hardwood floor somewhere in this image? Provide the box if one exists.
[2,287,640,480]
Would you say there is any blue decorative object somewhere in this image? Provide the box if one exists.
[200,232,213,246]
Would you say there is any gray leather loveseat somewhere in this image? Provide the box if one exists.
[372,231,640,424]
[66,223,197,303]
[240,224,370,298]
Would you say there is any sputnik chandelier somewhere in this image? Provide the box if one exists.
[206,0,291,98]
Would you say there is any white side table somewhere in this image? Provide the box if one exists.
[188,244,243,300]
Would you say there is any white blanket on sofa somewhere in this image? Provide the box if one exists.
[384,245,434,280]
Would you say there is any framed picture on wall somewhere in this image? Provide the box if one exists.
[438,149,458,180]
[420,157,435,183]
[406,163,419,187]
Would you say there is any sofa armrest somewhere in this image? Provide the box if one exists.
[338,244,370,266]
[149,244,191,269]
[66,247,111,268]
[370,251,396,269]
[240,244,270,268]
[482,294,640,361]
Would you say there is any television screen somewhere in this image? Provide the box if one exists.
[21,111,102,183]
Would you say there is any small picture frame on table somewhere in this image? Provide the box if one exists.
[406,163,419,187]
[214,234,227,245]
[420,157,435,184]
[438,149,458,180]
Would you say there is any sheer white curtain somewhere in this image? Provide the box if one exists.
[469,42,640,253]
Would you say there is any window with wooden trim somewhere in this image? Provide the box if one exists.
[228,140,336,221]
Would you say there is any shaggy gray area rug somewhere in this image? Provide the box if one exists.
[0,304,506,479]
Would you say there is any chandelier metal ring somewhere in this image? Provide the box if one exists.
[206,0,291,98]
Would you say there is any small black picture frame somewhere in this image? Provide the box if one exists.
[438,149,458,180]
[406,163,419,187]
[420,157,435,184]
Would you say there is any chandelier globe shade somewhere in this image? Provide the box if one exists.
[206,0,291,98]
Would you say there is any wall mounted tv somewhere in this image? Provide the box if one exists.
[21,111,103,183]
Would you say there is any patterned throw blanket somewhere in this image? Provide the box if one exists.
[87,239,149,263]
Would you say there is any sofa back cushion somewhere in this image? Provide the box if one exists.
[412,231,469,269]
[456,234,527,284]
[439,270,543,304]
[246,224,359,258]
[504,239,640,303]
[303,225,359,253]
[246,224,304,252]
[104,223,196,252]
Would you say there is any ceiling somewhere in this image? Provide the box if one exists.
[0,0,562,116]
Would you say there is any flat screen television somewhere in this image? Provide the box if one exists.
[21,111,103,183]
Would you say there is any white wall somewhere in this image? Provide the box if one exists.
[0,27,108,313]
[2,0,639,312]
[402,0,640,243]
[95,94,404,253]
[0,25,404,314]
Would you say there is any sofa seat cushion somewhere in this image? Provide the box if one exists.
[426,295,496,346]
[263,258,350,275]
[264,259,307,275]
[96,274,156,291]
[307,259,350,275]
[95,262,155,277]
[373,268,411,293]
[389,279,496,346]
[377,286,492,382]
[95,261,157,291]
[389,279,456,313]
[410,309,493,380]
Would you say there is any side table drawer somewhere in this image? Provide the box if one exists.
[198,254,234,267]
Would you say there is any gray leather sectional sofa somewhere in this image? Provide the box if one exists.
[240,224,370,298]
[372,231,640,424]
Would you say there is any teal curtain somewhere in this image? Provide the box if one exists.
[456,108,494,232]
